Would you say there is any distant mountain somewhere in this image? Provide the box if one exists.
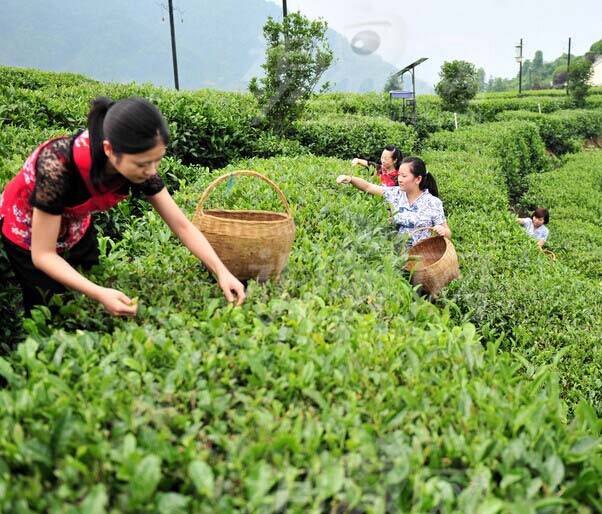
[1,0,432,94]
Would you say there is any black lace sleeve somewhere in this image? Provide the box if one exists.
[30,137,74,215]
[367,161,383,174]
[137,174,165,197]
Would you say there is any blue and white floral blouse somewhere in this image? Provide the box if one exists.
[521,218,549,242]
[382,187,446,246]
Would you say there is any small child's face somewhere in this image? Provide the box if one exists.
[532,215,545,228]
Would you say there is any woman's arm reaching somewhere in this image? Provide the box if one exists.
[336,175,384,196]
[30,208,138,316]
[148,188,246,306]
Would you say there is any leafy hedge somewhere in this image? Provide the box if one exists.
[424,143,602,411]
[495,109,602,155]
[0,65,99,90]
[1,155,601,512]
[0,125,69,187]
[468,97,571,122]
[477,87,602,99]
[305,92,394,118]
[292,115,417,161]
[425,121,550,201]
[521,150,602,280]
[2,66,602,512]
[0,66,417,170]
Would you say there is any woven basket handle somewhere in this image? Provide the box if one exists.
[542,249,556,261]
[196,170,292,216]
[407,226,436,238]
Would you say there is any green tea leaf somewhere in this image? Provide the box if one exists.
[543,454,564,491]
[569,436,600,456]
[131,454,161,502]
[80,484,108,514]
[188,460,215,498]
[316,462,344,499]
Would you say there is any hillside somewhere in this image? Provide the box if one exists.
[1,0,432,93]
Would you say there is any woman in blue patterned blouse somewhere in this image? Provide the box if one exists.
[336,156,451,247]
[517,207,550,248]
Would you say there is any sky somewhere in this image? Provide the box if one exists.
[268,0,601,86]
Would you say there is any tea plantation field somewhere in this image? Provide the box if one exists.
[1,67,601,513]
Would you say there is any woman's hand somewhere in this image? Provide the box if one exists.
[351,158,361,167]
[433,224,451,238]
[336,174,352,184]
[217,270,246,306]
[95,287,139,316]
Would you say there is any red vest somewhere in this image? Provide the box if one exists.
[0,131,128,251]
[377,168,399,187]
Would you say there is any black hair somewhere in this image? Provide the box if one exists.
[532,207,549,224]
[87,96,170,189]
[401,156,439,197]
[384,144,403,169]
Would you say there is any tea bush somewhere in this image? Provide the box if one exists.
[305,92,394,118]
[425,146,602,410]
[0,65,98,90]
[292,115,417,161]
[468,96,571,122]
[1,155,601,512]
[426,121,550,201]
[495,109,602,155]
[521,150,602,280]
[2,66,602,512]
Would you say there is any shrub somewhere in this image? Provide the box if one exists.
[305,92,393,118]
[292,115,416,160]
[249,13,333,134]
[426,121,549,200]
[568,60,594,107]
[0,65,98,89]
[435,60,480,112]
[496,109,602,155]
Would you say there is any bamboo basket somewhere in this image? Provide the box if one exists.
[542,249,556,261]
[192,170,295,282]
[404,227,459,295]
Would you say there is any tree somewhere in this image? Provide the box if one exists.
[476,67,486,92]
[529,50,545,89]
[532,50,544,71]
[568,59,593,107]
[487,76,510,92]
[249,13,333,134]
[383,73,403,93]
[585,39,602,62]
[434,60,480,112]
[552,67,567,88]
[589,39,602,56]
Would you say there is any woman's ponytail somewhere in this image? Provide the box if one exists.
[87,96,114,189]
[385,144,403,169]
[423,172,439,197]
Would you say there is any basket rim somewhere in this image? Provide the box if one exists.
[198,209,294,225]
[405,237,456,271]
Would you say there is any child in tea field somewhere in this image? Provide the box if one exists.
[351,144,403,187]
[518,207,550,248]
[337,156,451,247]
[0,96,245,317]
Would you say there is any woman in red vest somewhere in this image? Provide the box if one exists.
[351,144,402,187]
[0,96,245,316]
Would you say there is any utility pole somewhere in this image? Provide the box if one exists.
[282,0,287,17]
[515,38,523,95]
[566,37,572,94]
[168,0,180,90]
